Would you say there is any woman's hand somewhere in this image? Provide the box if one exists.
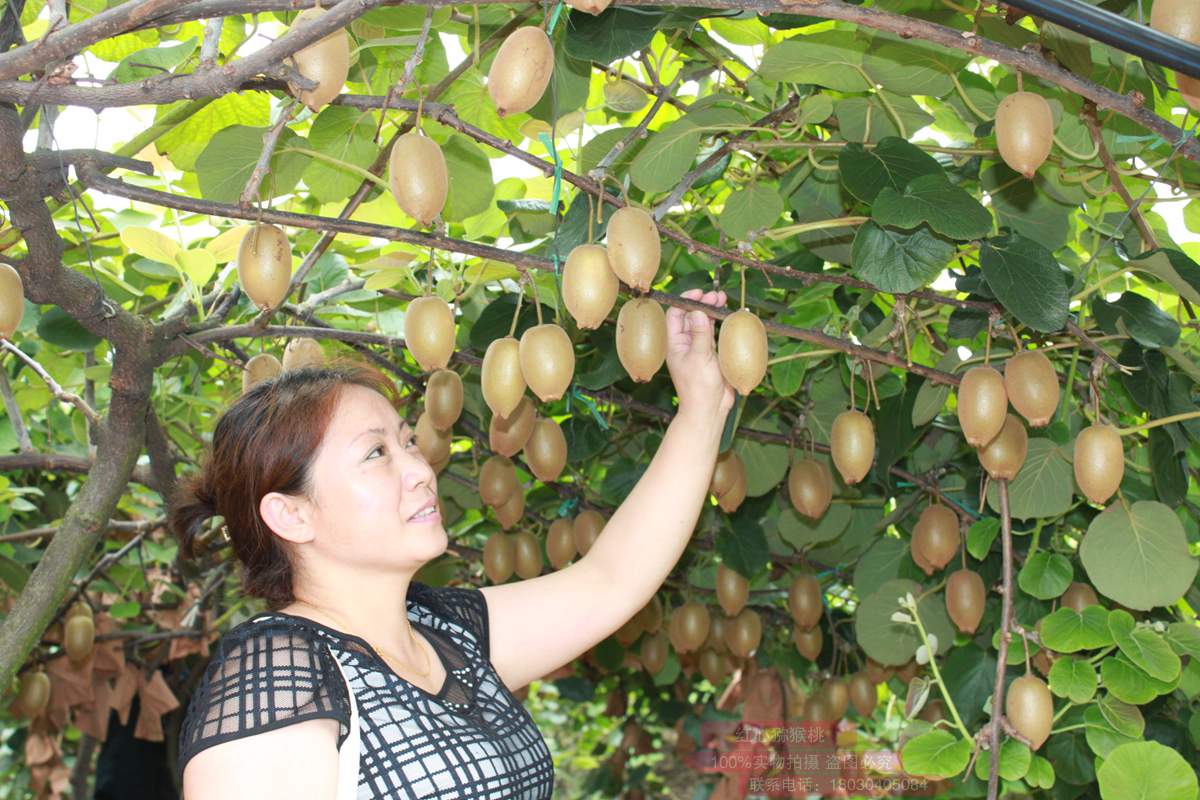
[665,288,736,426]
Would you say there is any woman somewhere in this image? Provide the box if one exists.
[170,288,735,799]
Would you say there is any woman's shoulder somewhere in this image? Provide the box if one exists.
[177,612,352,781]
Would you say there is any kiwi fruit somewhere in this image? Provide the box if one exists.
[64,613,95,664]
[282,337,324,371]
[242,353,282,394]
[978,413,1029,480]
[824,677,850,719]
[1006,674,1053,750]
[1073,423,1124,504]
[524,416,567,483]
[1061,581,1100,613]
[67,601,92,622]
[945,568,986,634]
[615,617,642,647]
[919,698,947,724]
[546,517,576,569]
[636,595,663,634]
[788,458,834,520]
[567,0,612,14]
[677,602,711,653]
[640,630,668,675]
[793,624,822,660]
[404,295,456,372]
[788,573,823,630]
[957,365,1008,447]
[414,410,451,465]
[494,487,525,530]
[237,223,292,310]
[705,615,728,653]
[865,658,893,685]
[481,336,526,418]
[1004,351,1059,428]
[483,531,515,583]
[699,649,727,684]
[725,609,762,658]
[487,26,554,117]
[895,658,921,684]
[489,396,535,457]
[424,369,463,431]
[509,530,541,579]
[615,297,667,382]
[288,7,350,112]
[709,450,744,498]
[716,467,747,513]
[716,564,749,617]
[573,509,605,556]
[388,131,448,226]
[847,672,876,718]
[15,670,49,718]
[478,455,518,507]
[668,606,691,653]
[803,692,836,724]
[563,244,618,330]
[519,323,574,402]
[910,537,934,575]
[995,91,1054,179]
[0,262,24,338]
[606,206,661,291]
[717,309,769,396]
[830,410,875,485]
[912,504,960,575]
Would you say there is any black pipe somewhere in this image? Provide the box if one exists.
[1004,0,1200,80]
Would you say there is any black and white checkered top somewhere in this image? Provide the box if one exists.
[176,581,555,799]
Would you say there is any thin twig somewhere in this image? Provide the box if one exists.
[199,16,224,69]
[0,340,101,425]
[988,479,1014,800]
[1081,102,1158,253]
[0,359,33,452]
[372,4,434,144]
[239,99,297,208]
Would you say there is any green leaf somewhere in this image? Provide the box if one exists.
[630,118,701,195]
[871,174,992,241]
[1040,606,1114,653]
[157,92,269,171]
[565,6,659,62]
[442,134,494,222]
[1048,657,1098,704]
[973,739,1032,782]
[731,437,789,497]
[777,502,852,550]
[863,41,964,97]
[1097,741,1199,800]
[851,222,954,294]
[1092,291,1181,349]
[0,557,29,593]
[1128,248,1200,307]
[985,438,1073,519]
[759,32,870,91]
[1100,654,1178,704]
[1108,609,1181,682]
[837,137,942,203]
[966,517,999,560]
[719,183,783,240]
[1097,694,1145,738]
[1084,704,1140,759]
[109,600,141,618]
[303,106,377,205]
[796,94,833,127]
[911,350,961,426]
[834,94,933,144]
[979,232,1070,333]
[195,125,307,204]
[1018,551,1074,600]
[1165,622,1200,659]
[120,227,181,266]
[1025,755,1056,789]
[1080,500,1199,611]
[770,343,808,397]
[176,249,217,287]
[111,37,197,83]
[900,729,971,779]
[718,515,769,577]
[981,164,1074,251]
[36,307,102,352]
[855,578,955,666]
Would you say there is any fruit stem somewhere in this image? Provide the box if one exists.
[508,281,525,338]
[763,216,867,239]
[906,598,973,742]
[987,479,1015,800]
[1116,408,1200,435]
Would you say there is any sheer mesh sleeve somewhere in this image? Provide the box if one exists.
[176,619,352,780]
[426,584,491,662]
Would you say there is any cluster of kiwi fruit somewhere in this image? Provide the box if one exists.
[287,6,350,112]
[708,449,747,513]
[1151,0,1200,111]
[482,528,542,582]
[240,336,324,394]
[957,350,1056,479]
[0,262,23,339]
[995,90,1054,179]
[788,573,823,659]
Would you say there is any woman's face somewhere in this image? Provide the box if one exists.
[299,383,447,571]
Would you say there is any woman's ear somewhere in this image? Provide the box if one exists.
[259,491,317,545]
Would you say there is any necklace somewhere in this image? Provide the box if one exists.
[288,600,433,678]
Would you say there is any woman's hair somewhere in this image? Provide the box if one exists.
[169,355,403,608]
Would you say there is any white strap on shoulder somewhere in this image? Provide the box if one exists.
[327,643,361,800]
